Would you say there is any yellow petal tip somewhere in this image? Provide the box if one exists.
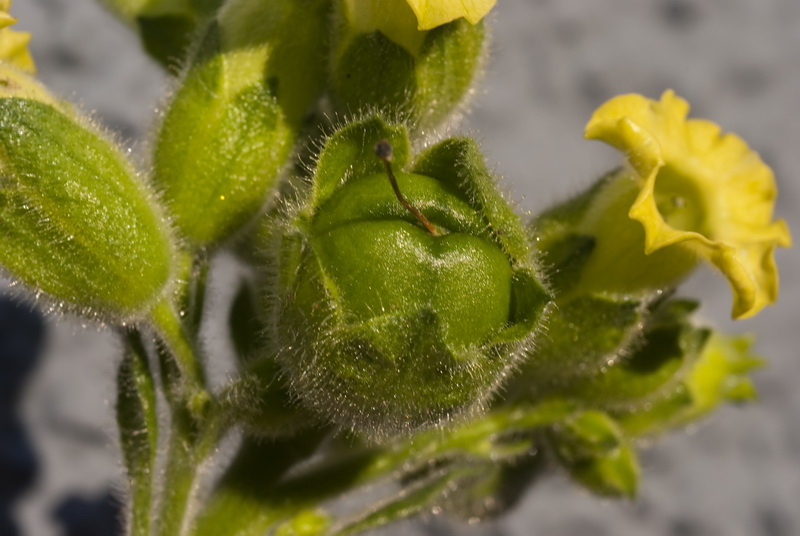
[588,91,791,319]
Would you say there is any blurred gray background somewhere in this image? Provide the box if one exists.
[5,0,800,535]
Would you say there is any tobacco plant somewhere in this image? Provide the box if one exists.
[0,1,791,535]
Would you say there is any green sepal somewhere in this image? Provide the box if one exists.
[99,0,224,69]
[526,173,610,295]
[616,331,763,437]
[310,116,411,210]
[556,299,704,409]
[153,0,330,248]
[117,331,158,536]
[152,24,291,248]
[330,12,486,130]
[506,294,649,401]
[0,98,175,318]
[412,137,532,264]
[530,169,700,298]
[549,411,640,498]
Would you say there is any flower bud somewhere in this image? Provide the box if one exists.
[330,0,488,131]
[152,0,330,248]
[262,117,549,438]
[0,73,176,318]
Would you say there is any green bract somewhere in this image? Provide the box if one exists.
[330,0,486,131]
[152,0,330,249]
[262,117,549,437]
[0,75,175,318]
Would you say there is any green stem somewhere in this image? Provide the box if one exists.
[187,253,210,336]
[156,409,228,536]
[148,297,208,414]
[118,330,158,536]
[148,252,217,536]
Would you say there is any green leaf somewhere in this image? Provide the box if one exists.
[0,98,175,318]
[117,331,158,536]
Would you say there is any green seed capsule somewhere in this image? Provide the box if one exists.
[0,72,176,318]
[330,0,487,131]
[152,0,330,249]
[262,117,549,438]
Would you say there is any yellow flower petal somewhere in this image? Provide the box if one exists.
[0,11,15,30]
[0,0,34,73]
[0,28,35,73]
[586,91,791,319]
[406,0,497,30]
[344,0,495,53]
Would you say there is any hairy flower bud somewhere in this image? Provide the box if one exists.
[261,117,549,438]
[152,0,330,248]
[0,70,176,318]
[330,0,487,131]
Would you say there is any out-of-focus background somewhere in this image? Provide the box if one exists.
[3,0,799,535]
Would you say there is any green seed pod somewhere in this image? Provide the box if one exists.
[262,117,549,438]
[152,0,331,249]
[330,0,487,131]
[0,69,176,318]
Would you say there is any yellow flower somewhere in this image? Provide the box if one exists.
[0,0,34,73]
[585,91,791,319]
[343,0,495,53]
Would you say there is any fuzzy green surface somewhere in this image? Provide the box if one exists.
[153,0,330,248]
[331,17,485,130]
[0,98,174,317]
[269,118,549,437]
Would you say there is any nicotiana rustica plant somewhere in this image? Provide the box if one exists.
[0,0,792,534]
